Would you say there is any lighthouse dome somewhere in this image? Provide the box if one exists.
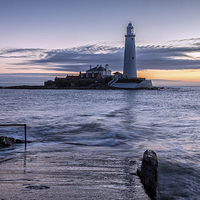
[127,22,133,29]
[126,22,134,35]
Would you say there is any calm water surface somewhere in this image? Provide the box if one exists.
[0,88,200,199]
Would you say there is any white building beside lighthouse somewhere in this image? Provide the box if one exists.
[123,22,137,78]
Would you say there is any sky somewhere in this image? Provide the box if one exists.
[1,0,200,86]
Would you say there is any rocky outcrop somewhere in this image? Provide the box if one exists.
[0,136,23,148]
[135,80,153,89]
[138,150,158,200]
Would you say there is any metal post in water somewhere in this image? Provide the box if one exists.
[24,124,27,149]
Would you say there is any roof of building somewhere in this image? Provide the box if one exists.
[65,76,79,80]
[113,72,122,74]
[86,66,106,72]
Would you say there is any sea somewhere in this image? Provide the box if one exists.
[0,87,200,199]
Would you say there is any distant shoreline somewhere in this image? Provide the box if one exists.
[0,85,163,90]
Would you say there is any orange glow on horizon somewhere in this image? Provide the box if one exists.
[138,69,200,82]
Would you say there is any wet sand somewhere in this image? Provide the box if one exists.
[0,151,149,199]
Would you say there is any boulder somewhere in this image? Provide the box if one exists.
[0,136,15,147]
[0,136,24,147]
[138,150,158,200]
[15,139,24,143]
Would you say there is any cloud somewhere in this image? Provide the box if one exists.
[1,40,200,86]
[31,50,124,72]
[137,44,200,70]
[1,39,200,72]
[0,48,44,55]
[2,45,124,72]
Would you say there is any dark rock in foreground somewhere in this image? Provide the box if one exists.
[0,136,15,147]
[0,136,23,148]
[138,150,158,200]
[15,139,24,143]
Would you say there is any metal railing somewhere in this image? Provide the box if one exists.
[108,78,118,86]
[108,78,116,86]
[0,124,27,149]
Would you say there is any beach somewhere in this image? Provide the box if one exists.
[0,150,149,199]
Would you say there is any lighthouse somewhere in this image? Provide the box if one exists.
[110,22,153,89]
[123,22,137,78]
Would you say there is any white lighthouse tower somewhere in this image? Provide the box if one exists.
[123,22,137,78]
[110,22,153,89]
